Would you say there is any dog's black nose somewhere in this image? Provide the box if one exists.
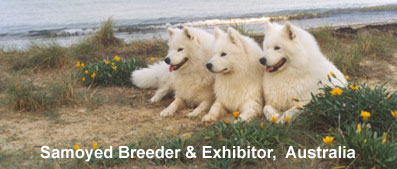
[164,57,170,64]
[206,63,212,71]
[259,57,267,65]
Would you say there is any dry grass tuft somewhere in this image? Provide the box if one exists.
[95,18,122,47]
[312,28,397,76]
[27,42,72,70]
[5,79,53,112]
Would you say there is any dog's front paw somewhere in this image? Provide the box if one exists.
[276,114,286,124]
[160,108,175,117]
[276,114,292,125]
[263,105,280,121]
[202,114,217,122]
[187,109,201,117]
[238,113,255,122]
[277,111,295,124]
[150,95,162,103]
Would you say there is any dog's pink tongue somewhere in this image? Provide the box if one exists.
[169,65,176,72]
[266,66,273,72]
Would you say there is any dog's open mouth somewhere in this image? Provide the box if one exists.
[266,58,286,73]
[169,58,188,72]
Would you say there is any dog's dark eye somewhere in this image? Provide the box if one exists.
[274,46,280,50]
[178,48,184,52]
[221,52,227,57]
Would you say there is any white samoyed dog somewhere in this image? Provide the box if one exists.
[131,27,215,117]
[202,27,264,122]
[260,21,347,123]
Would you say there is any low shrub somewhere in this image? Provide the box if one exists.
[332,123,397,168]
[294,77,397,168]
[77,55,146,86]
[297,80,396,134]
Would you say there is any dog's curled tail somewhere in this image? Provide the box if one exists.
[131,61,170,89]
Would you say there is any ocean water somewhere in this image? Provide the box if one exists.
[1,0,397,49]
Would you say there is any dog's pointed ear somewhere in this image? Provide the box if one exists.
[167,28,176,37]
[183,27,194,40]
[264,20,272,34]
[228,27,249,54]
[283,22,296,40]
[214,27,224,39]
[227,27,242,45]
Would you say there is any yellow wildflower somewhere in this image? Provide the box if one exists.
[260,121,265,129]
[150,57,156,63]
[91,72,96,79]
[112,62,115,66]
[386,95,391,100]
[81,63,85,68]
[85,70,89,75]
[323,136,334,145]
[345,75,349,80]
[271,116,278,123]
[357,123,362,134]
[295,105,302,110]
[74,144,80,150]
[105,60,110,65]
[76,61,81,68]
[329,71,336,78]
[113,55,121,62]
[224,119,230,125]
[349,84,359,91]
[330,87,343,96]
[185,133,192,139]
[285,116,291,123]
[391,110,397,119]
[112,66,117,71]
[82,77,86,82]
[382,133,387,144]
[232,111,240,118]
[92,142,98,149]
[172,130,178,135]
[361,111,371,121]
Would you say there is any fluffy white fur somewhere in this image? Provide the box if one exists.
[202,27,264,122]
[260,21,347,124]
[131,61,174,102]
[132,27,215,117]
